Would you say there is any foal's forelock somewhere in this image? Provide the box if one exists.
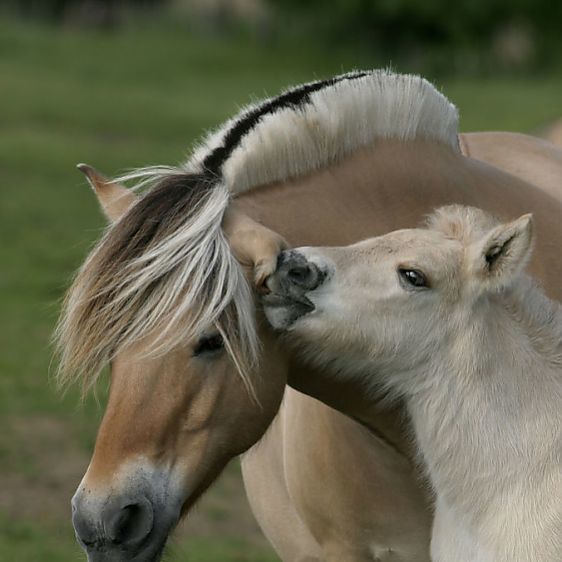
[55,171,259,398]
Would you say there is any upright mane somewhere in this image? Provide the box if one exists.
[55,69,460,392]
[187,69,459,194]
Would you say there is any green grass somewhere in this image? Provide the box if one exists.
[1,16,561,562]
[0,516,74,562]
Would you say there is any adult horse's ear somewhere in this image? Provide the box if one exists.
[77,163,137,222]
[223,207,288,292]
[471,214,534,290]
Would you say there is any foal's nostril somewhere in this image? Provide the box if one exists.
[280,252,324,292]
[287,264,313,284]
[103,498,154,546]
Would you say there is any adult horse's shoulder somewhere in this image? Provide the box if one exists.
[459,132,562,202]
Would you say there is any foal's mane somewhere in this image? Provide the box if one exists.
[56,70,460,393]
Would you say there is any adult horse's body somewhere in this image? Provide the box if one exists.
[56,71,562,562]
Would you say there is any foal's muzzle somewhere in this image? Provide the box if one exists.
[263,249,328,329]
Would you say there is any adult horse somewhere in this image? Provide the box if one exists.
[56,70,562,562]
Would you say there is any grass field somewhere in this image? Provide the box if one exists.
[1,16,561,561]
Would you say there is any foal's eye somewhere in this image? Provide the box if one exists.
[398,268,428,289]
[193,334,225,357]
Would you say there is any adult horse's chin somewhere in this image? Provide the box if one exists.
[263,249,329,330]
[81,540,168,562]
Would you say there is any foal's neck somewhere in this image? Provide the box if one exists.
[407,276,561,499]
[432,275,560,390]
[493,276,562,366]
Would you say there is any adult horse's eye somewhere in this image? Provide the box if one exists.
[193,334,224,357]
[398,268,428,289]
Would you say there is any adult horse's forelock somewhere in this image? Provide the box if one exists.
[55,170,259,398]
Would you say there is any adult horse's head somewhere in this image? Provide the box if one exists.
[56,166,287,561]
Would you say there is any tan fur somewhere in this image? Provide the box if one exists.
[459,132,562,204]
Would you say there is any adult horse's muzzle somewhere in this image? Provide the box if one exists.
[71,467,183,562]
[263,249,329,330]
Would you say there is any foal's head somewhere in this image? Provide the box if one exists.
[57,167,286,561]
[264,205,534,374]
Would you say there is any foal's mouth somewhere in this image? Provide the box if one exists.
[261,290,316,330]
[261,249,328,329]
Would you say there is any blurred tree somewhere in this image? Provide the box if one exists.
[267,0,562,71]
[6,0,165,27]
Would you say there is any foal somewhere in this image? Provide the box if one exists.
[264,205,562,562]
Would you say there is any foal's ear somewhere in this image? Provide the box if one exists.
[470,213,533,291]
[77,164,137,222]
[223,208,287,292]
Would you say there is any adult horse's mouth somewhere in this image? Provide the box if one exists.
[81,536,168,562]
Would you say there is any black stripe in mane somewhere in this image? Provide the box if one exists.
[202,71,370,178]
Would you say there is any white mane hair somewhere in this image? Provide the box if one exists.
[56,70,460,393]
[187,69,459,194]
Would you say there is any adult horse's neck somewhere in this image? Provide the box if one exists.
[235,138,562,438]
[237,139,562,299]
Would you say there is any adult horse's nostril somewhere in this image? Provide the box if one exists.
[103,497,154,546]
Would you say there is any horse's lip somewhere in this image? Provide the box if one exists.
[81,527,170,562]
[262,291,315,312]
[261,291,316,330]
[83,539,167,562]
